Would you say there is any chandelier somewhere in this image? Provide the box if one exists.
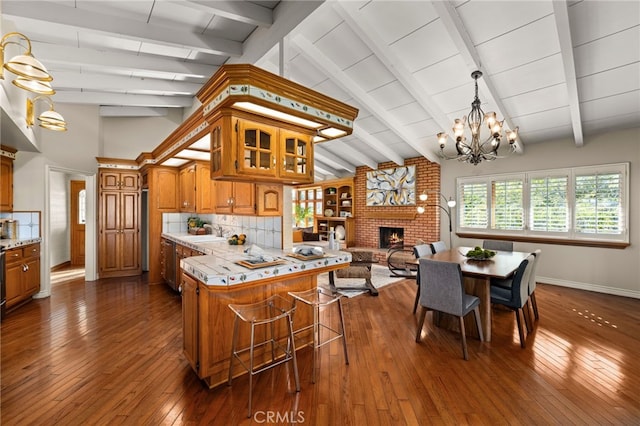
[437,70,518,166]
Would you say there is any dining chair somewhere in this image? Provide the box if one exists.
[430,240,448,254]
[482,240,514,251]
[528,249,542,321]
[415,259,484,360]
[490,254,535,348]
[411,244,434,314]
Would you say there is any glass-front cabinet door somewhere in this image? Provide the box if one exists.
[236,119,277,177]
[281,130,311,181]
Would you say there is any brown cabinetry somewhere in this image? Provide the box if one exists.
[179,165,196,212]
[100,170,140,191]
[98,168,141,278]
[5,243,40,310]
[1,153,15,212]
[256,184,283,216]
[152,167,179,210]
[209,116,314,185]
[315,178,355,247]
[214,181,255,215]
[179,162,215,213]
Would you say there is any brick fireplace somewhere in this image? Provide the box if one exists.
[353,157,441,254]
[379,227,404,249]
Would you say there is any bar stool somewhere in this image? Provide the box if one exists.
[288,287,349,383]
[228,294,300,418]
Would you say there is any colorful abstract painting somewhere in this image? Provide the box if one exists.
[366,166,416,206]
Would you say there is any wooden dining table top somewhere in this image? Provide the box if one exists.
[410,246,530,280]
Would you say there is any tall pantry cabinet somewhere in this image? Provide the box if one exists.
[98,167,142,278]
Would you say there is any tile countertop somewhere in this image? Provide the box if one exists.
[0,237,42,250]
[163,233,352,287]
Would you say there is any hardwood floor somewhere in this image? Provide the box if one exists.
[2,273,639,425]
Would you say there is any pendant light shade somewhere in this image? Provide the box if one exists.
[1,32,54,83]
[26,95,68,131]
[12,76,55,95]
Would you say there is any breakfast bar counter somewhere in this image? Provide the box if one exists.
[169,234,352,388]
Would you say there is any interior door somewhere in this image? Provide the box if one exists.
[70,180,86,266]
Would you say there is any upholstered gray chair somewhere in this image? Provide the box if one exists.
[411,244,434,314]
[415,259,484,360]
[430,240,448,254]
[528,249,542,320]
[482,240,514,251]
[490,254,535,348]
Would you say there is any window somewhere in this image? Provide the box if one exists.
[292,186,322,228]
[456,163,629,244]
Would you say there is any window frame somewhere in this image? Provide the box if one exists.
[292,185,322,228]
[455,162,629,246]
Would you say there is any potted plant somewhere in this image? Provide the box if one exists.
[294,205,314,228]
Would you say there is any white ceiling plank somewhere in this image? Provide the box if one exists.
[324,139,379,171]
[335,2,446,163]
[31,42,217,79]
[292,34,435,164]
[314,171,328,181]
[313,159,345,178]
[179,0,273,27]
[2,1,242,57]
[52,91,193,108]
[352,124,404,167]
[552,1,583,147]
[51,71,202,95]
[432,0,524,154]
[313,145,356,174]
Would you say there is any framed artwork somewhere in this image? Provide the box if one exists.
[366,165,416,206]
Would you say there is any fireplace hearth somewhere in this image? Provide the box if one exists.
[379,227,404,249]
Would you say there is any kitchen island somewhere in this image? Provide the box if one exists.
[165,233,352,388]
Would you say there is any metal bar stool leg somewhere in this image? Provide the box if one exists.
[337,297,349,365]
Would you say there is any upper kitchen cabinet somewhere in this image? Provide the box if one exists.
[198,64,358,184]
[1,147,16,212]
[179,162,215,214]
[208,114,313,183]
[100,167,140,192]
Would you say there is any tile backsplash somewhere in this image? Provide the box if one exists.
[0,211,41,240]
[162,213,283,249]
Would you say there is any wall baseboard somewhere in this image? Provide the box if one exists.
[540,276,640,299]
[51,261,71,272]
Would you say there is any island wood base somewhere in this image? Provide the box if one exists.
[182,265,345,389]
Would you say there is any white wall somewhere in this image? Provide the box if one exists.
[101,109,183,159]
[49,171,70,267]
[440,128,640,297]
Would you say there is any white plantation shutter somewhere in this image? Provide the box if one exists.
[492,179,524,230]
[575,171,623,235]
[455,163,628,243]
[460,182,487,228]
[530,176,569,232]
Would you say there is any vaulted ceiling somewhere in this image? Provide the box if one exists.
[2,0,639,180]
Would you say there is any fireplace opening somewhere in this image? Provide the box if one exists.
[379,227,404,249]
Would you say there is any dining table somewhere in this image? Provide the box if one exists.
[410,246,530,342]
